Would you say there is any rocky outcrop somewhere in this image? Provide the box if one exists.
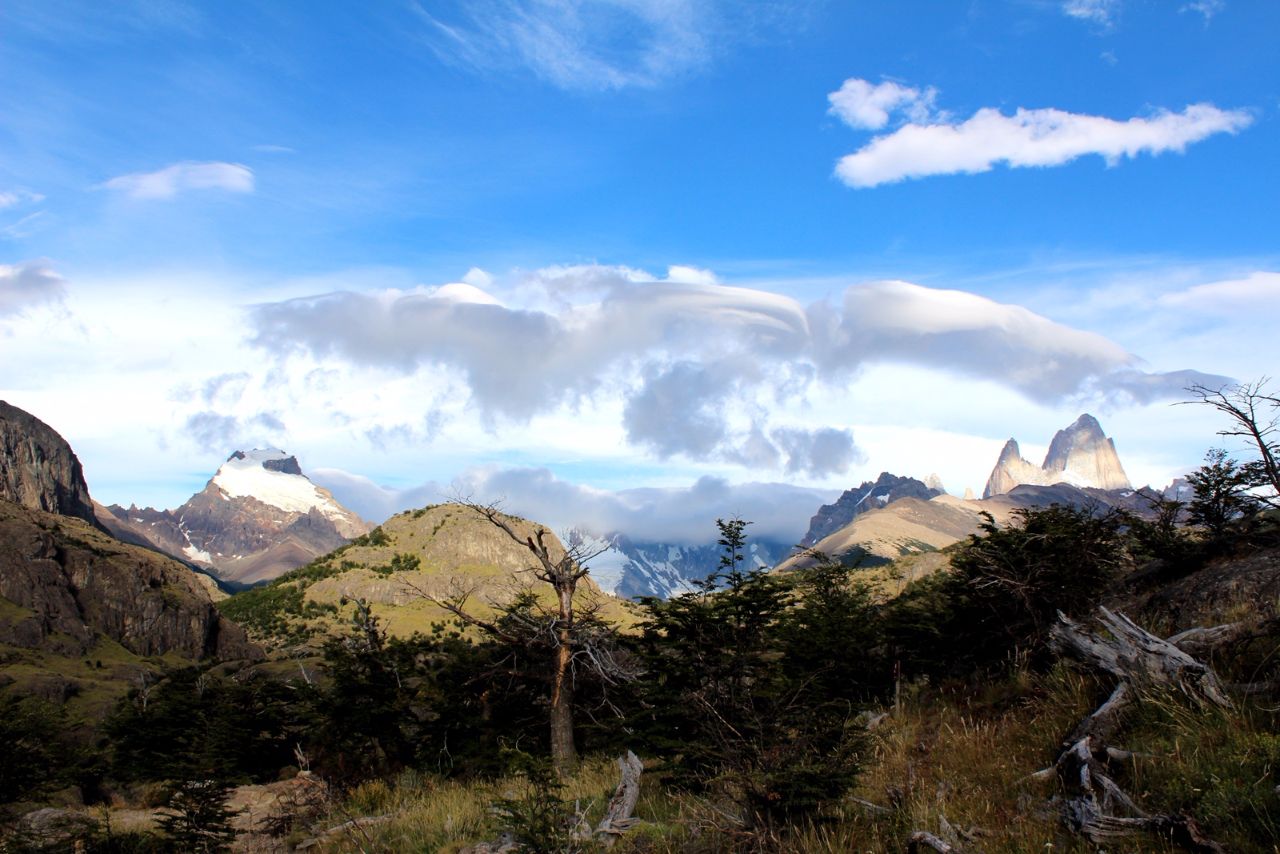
[0,498,258,661]
[800,472,943,548]
[0,401,99,528]
[983,414,1130,498]
[104,449,370,586]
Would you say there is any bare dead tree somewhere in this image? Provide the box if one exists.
[1185,378,1280,503]
[400,500,617,777]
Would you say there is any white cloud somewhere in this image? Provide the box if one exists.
[412,0,714,91]
[0,261,67,317]
[1063,0,1120,25]
[1181,0,1224,22]
[101,161,254,200]
[1158,271,1280,314]
[0,190,44,209]
[832,85,1252,187]
[827,78,938,130]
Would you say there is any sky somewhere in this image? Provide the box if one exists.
[1,0,1277,545]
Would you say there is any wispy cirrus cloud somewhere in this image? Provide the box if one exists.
[1063,0,1121,26]
[1182,0,1225,22]
[411,0,715,91]
[0,190,45,209]
[101,161,254,200]
[829,77,1252,188]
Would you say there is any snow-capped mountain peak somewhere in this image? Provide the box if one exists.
[212,449,345,521]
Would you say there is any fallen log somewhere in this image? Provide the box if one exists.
[906,830,956,853]
[1168,614,1280,659]
[1038,609,1229,853]
[1050,607,1231,708]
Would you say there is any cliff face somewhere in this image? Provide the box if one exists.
[0,401,99,528]
[0,498,258,661]
[983,414,1131,498]
[800,472,943,548]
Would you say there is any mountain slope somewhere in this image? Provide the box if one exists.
[778,482,1153,572]
[0,497,261,715]
[800,472,944,548]
[103,449,370,586]
[220,503,638,648]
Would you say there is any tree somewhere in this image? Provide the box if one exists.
[406,502,616,777]
[1186,378,1280,504]
[1185,448,1258,542]
[156,779,239,853]
[632,519,867,831]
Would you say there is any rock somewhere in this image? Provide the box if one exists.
[983,414,1131,498]
[16,807,98,846]
[0,401,100,528]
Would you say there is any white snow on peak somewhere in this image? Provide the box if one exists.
[212,449,348,520]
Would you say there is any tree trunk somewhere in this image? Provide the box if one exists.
[550,582,578,776]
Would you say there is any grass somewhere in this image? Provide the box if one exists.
[296,662,1280,853]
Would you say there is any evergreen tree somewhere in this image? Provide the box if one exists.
[1186,448,1258,542]
[156,779,239,853]
[632,519,866,830]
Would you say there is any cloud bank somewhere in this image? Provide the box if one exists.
[830,77,1252,188]
[247,265,1221,474]
[311,464,836,545]
[102,161,254,199]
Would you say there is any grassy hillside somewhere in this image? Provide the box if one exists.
[219,503,640,649]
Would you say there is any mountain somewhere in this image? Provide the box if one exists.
[567,530,796,599]
[220,503,637,647]
[799,472,944,548]
[0,401,100,529]
[779,481,1156,573]
[102,449,371,587]
[983,414,1131,498]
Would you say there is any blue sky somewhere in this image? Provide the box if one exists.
[1,0,1277,543]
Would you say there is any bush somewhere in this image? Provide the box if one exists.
[892,504,1131,676]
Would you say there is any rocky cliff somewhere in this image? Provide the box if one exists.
[983,414,1130,498]
[0,401,99,528]
[0,498,258,661]
[104,449,370,586]
[800,472,943,548]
